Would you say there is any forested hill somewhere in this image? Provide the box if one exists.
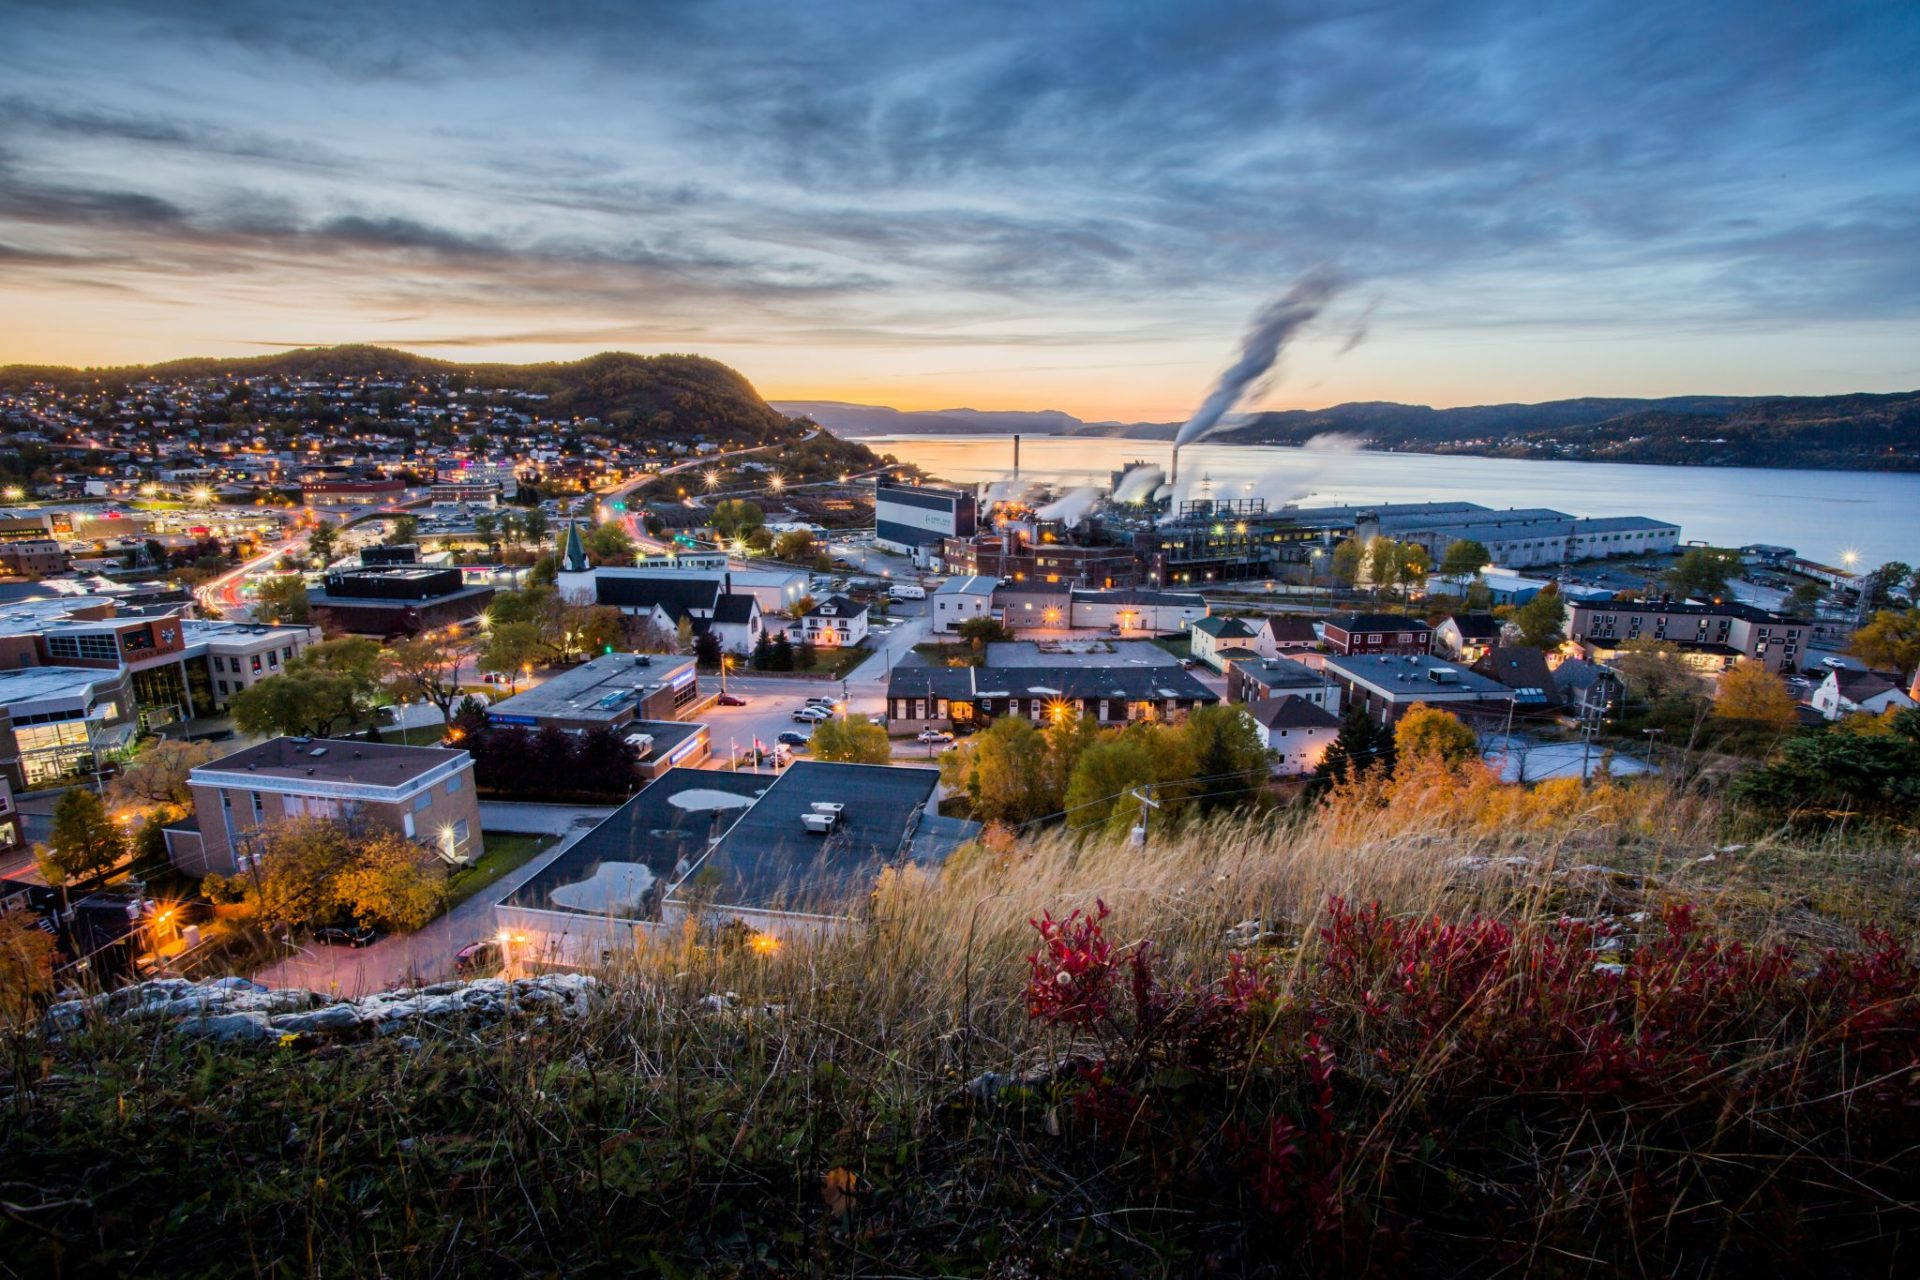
[0,346,804,443]
[1212,390,1920,471]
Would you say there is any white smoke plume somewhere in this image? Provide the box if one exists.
[1267,432,1365,506]
[1171,269,1344,451]
[1034,486,1102,525]
[1111,464,1166,505]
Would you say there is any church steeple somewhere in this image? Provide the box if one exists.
[560,518,590,573]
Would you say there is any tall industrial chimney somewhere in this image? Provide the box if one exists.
[1012,433,1021,481]
[1169,442,1180,489]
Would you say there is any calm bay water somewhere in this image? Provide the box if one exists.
[861,434,1920,569]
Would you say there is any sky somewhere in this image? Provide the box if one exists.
[1,0,1917,420]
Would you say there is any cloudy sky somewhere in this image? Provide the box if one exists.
[2,0,1916,418]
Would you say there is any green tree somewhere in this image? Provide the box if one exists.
[1393,703,1479,767]
[387,514,419,546]
[941,715,1055,823]
[229,637,384,737]
[809,716,893,764]
[956,615,1013,652]
[1063,734,1158,835]
[38,788,125,886]
[1850,608,1920,675]
[382,632,467,723]
[1330,538,1364,587]
[1438,539,1491,579]
[481,621,544,686]
[1511,588,1567,648]
[583,520,637,566]
[521,506,550,547]
[1789,579,1824,613]
[472,512,498,558]
[711,499,765,541]
[1664,547,1740,599]
[1611,638,1701,702]
[772,530,818,563]
[1315,703,1386,789]
[1166,705,1270,810]
[307,518,339,566]
[253,574,311,625]
[1860,561,1915,611]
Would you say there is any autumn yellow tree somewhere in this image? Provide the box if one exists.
[1393,703,1480,767]
[0,910,56,1028]
[332,831,449,931]
[1713,660,1798,728]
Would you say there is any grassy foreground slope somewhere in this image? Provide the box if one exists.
[3,768,1917,1277]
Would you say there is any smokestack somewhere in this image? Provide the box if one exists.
[1170,442,1180,489]
[1013,433,1020,481]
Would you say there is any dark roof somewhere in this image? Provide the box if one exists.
[193,735,468,788]
[804,593,866,620]
[1832,669,1904,701]
[1569,598,1808,625]
[1473,646,1558,701]
[710,593,759,624]
[506,768,767,917]
[1246,695,1340,731]
[1192,616,1256,638]
[1070,587,1207,608]
[889,661,1219,704]
[595,575,720,619]
[1444,613,1503,640]
[1259,616,1320,643]
[1326,612,1432,633]
[1235,656,1331,692]
[679,763,940,914]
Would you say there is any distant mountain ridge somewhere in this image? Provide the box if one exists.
[783,390,1920,471]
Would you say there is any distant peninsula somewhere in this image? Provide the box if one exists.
[776,390,1920,472]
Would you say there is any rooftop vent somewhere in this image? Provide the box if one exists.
[308,746,328,757]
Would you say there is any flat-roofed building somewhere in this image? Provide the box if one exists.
[180,736,481,876]
[1226,655,1340,712]
[932,575,998,634]
[885,641,1219,734]
[1568,599,1810,673]
[0,665,137,790]
[1320,653,1517,725]
[875,482,977,558]
[310,566,494,637]
[497,762,960,964]
[484,651,704,729]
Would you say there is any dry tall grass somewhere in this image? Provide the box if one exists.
[7,772,1917,1276]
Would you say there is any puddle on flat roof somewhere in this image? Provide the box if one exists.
[667,789,757,813]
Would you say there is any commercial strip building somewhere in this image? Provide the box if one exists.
[1319,653,1517,726]
[1567,599,1811,673]
[0,665,137,790]
[482,651,713,775]
[497,762,967,964]
[884,641,1219,735]
[172,736,482,876]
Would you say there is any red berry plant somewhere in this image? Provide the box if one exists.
[1014,897,1920,1274]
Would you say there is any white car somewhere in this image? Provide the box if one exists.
[917,728,954,744]
[792,705,832,723]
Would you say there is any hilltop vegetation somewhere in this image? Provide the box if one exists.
[0,345,826,449]
[5,761,1917,1277]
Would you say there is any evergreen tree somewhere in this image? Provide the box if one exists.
[770,633,794,671]
[750,630,773,670]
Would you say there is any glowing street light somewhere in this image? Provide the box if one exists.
[766,472,786,493]
[2,486,22,502]
[703,468,721,491]
[190,485,214,504]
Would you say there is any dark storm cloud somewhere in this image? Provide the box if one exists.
[2,0,1918,351]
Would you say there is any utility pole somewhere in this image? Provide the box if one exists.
[1128,784,1160,850]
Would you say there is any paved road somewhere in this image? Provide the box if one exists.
[254,812,599,997]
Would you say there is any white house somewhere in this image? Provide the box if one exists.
[799,594,868,648]
[1811,668,1916,721]
[1245,696,1341,776]
[1190,616,1260,670]
[932,575,997,635]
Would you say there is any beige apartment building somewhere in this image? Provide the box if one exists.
[174,737,481,877]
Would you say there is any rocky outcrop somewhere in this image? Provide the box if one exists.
[46,975,601,1043]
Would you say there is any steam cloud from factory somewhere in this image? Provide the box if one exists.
[1170,269,1344,485]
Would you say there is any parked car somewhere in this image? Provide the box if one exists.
[805,696,837,708]
[777,730,810,748]
[314,924,379,948]
[716,693,748,707]
[917,728,955,744]
[454,939,502,975]
[792,705,831,723]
